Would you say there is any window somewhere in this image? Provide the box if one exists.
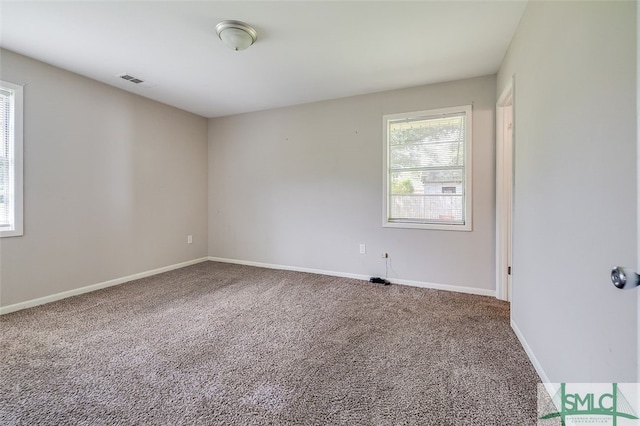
[0,80,23,237]
[383,105,472,231]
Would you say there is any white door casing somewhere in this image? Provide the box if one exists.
[496,76,514,302]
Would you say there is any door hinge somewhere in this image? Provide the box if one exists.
[508,266,511,275]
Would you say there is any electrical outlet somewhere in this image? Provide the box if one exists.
[359,244,366,254]
[187,235,193,244]
[381,252,388,258]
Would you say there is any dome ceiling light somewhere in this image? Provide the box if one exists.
[215,20,257,51]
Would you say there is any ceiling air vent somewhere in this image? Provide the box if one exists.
[116,73,156,88]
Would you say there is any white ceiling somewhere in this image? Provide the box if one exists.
[0,1,527,118]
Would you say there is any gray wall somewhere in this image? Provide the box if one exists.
[0,49,209,308]
[208,76,497,293]
[497,1,637,381]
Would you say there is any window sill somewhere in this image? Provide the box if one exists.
[383,221,472,231]
[1,229,24,238]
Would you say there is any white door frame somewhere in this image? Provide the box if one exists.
[496,76,514,301]
[636,2,640,382]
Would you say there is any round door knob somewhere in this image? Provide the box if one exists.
[611,266,639,290]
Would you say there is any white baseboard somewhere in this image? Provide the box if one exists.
[511,318,557,398]
[2,255,496,314]
[390,276,495,297]
[208,256,495,297]
[0,257,209,315]
[208,256,371,281]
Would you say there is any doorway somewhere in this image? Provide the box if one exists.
[496,77,514,302]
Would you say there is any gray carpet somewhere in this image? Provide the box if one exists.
[0,261,540,425]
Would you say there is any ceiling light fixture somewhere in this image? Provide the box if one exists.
[215,20,257,51]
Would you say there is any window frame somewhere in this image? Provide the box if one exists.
[0,80,24,238]
[382,105,472,231]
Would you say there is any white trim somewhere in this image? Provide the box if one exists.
[208,256,370,281]
[208,256,495,297]
[511,319,557,409]
[0,257,209,315]
[0,80,24,238]
[637,0,640,383]
[389,276,494,297]
[511,318,554,396]
[497,77,514,107]
[495,77,514,301]
[382,105,473,232]
[382,221,472,232]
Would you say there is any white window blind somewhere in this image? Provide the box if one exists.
[383,105,472,231]
[0,80,23,238]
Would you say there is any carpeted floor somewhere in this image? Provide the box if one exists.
[0,261,540,425]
